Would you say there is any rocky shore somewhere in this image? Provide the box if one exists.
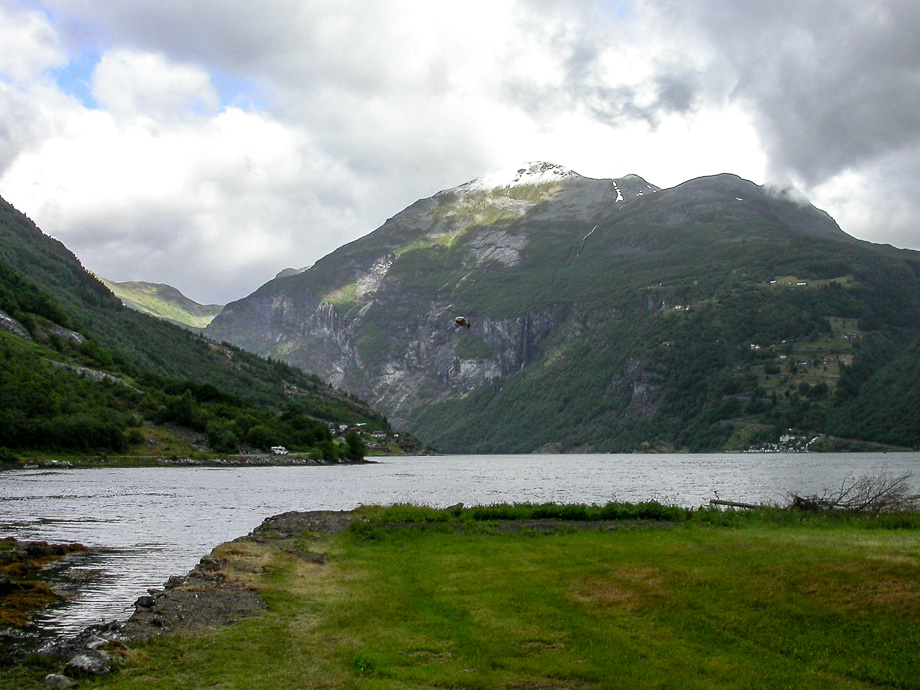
[8,511,355,686]
[2,454,375,471]
[0,538,89,629]
[5,509,631,685]
[117,511,354,642]
[150,454,372,467]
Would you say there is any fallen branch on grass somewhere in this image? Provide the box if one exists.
[709,499,764,510]
[710,472,919,514]
[787,471,919,514]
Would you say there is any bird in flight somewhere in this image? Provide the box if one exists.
[454,316,471,329]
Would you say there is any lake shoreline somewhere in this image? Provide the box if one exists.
[5,506,683,664]
[0,453,380,471]
[3,452,917,665]
[8,503,920,688]
[0,506,693,668]
[2,443,913,473]
[8,511,360,668]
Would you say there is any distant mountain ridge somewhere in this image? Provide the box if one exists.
[207,162,920,452]
[96,276,223,329]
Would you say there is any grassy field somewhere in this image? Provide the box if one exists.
[7,506,920,689]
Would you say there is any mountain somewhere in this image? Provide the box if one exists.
[0,196,395,459]
[96,276,223,329]
[206,163,920,453]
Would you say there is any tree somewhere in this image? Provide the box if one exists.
[344,432,366,461]
[246,425,275,451]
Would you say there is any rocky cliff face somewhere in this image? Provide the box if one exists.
[209,164,659,424]
[207,163,914,452]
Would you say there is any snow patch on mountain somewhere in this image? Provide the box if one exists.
[465,162,578,192]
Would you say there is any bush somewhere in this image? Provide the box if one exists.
[125,428,145,446]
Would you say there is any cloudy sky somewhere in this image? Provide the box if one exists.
[1,0,919,305]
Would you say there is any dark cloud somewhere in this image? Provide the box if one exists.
[653,72,698,114]
[654,0,920,184]
[42,1,300,70]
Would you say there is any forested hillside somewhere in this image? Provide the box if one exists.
[0,197,392,460]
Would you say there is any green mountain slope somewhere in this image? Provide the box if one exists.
[0,197,393,459]
[96,277,223,329]
[206,163,920,452]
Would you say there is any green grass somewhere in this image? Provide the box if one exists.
[397,230,468,255]
[13,507,911,689]
[323,281,358,307]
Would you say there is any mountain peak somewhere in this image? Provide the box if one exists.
[464,162,579,192]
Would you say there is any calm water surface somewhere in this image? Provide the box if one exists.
[1,452,918,638]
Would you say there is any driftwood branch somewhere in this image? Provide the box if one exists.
[710,472,919,514]
[788,471,919,514]
[709,499,764,510]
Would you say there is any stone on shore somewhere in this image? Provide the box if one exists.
[65,649,111,677]
[43,674,76,689]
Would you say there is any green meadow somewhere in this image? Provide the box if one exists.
[8,506,920,689]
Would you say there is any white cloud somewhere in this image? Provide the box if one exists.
[91,50,220,120]
[0,4,65,81]
[0,94,367,301]
[811,144,920,249]
[0,14,367,302]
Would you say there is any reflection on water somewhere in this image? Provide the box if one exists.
[1,453,918,638]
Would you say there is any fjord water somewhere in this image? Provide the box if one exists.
[2,452,918,638]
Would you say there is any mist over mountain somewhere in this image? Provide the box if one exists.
[207,163,920,453]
